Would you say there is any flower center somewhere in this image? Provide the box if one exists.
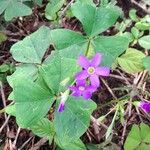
[87,67,95,74]
[79,86,85,91]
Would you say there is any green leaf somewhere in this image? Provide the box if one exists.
[143,56,150,72]
[138,35,150,49]
[45,0,65,20]
[0,32,7,43]
[86,144,100,150]
[78,0,95,6]
[0,64,10,73]
[118,48,145,73]
[87,142,120,150]
[121,32,134,43]
[10,26,51,64]
[143,15,150,23]
[54,96,96,145]
[137,143,150,150]
[0,74,6,83]
[40,46,82,94]
[51,29,87,50]
[71,1,120,37]
[124,125,141,150]
[129,9,139,22]
[5,104,16,116]
[100,0,109,7]
[86,42,95,58]
[131,27,140,39]
[7,64,38,85]
[135,22,150,31]
[124,123,150,150]
[0,0,10,15]
[13,78,54,128]
[33,0,43,6]
[140,123,150,143]
[0,0,32,21]
[31,118,55,144]
[5,1,32,21]
[7,64,39,100]
[57,139,86,150]
[93,35,129,67]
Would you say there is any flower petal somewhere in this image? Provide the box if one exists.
[76,80,86,86]
[71,91,81,97]
[91,53,102,67]
[75,70,89,80]
[82,91,92,100]
[86,86,97,92]
[96,67,110,76]
[57,101,65,112]
[140,102,150,112]
[78,55,90,69]
[69,86,77,91]
[90,74,100,87]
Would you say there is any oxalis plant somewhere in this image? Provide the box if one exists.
[4,1,131,149]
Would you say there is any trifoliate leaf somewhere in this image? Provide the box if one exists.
[71,1,120,37]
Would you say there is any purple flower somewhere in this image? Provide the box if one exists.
[57,101,65,112]
[57,90,69,112]
[76,53,110,87]
[139,101,150,112]
[70,80,96,99]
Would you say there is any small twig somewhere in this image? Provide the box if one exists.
[9,139,13,150]
[101,78,117,100]
[97,94,129,109]
[109,74,128,82]
[0,82,10,133]
[137,71,147,89]
[0,81,7,107]
[0,115,10,133]
[91,116,118,138]
[121,120,127,145]
[131,0,150,14]
[136,108,143,122]
[87,128,97,141]
[18,136,33,150]
[128,97,132,117]
[133,72,142,85]
[91,116,107,129]
[116,70,131,85]
[128,72,143,117]
[141,111,150,122]
[96,0,100,6]
[60,0,75,18]
[121,101,135,144]
[12,127,21,148]
[86,131,92,142]
[90,116,101,141]
[29,138,48,150]
[8,38,20,42]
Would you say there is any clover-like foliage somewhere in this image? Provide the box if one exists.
[6,1,130,148]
